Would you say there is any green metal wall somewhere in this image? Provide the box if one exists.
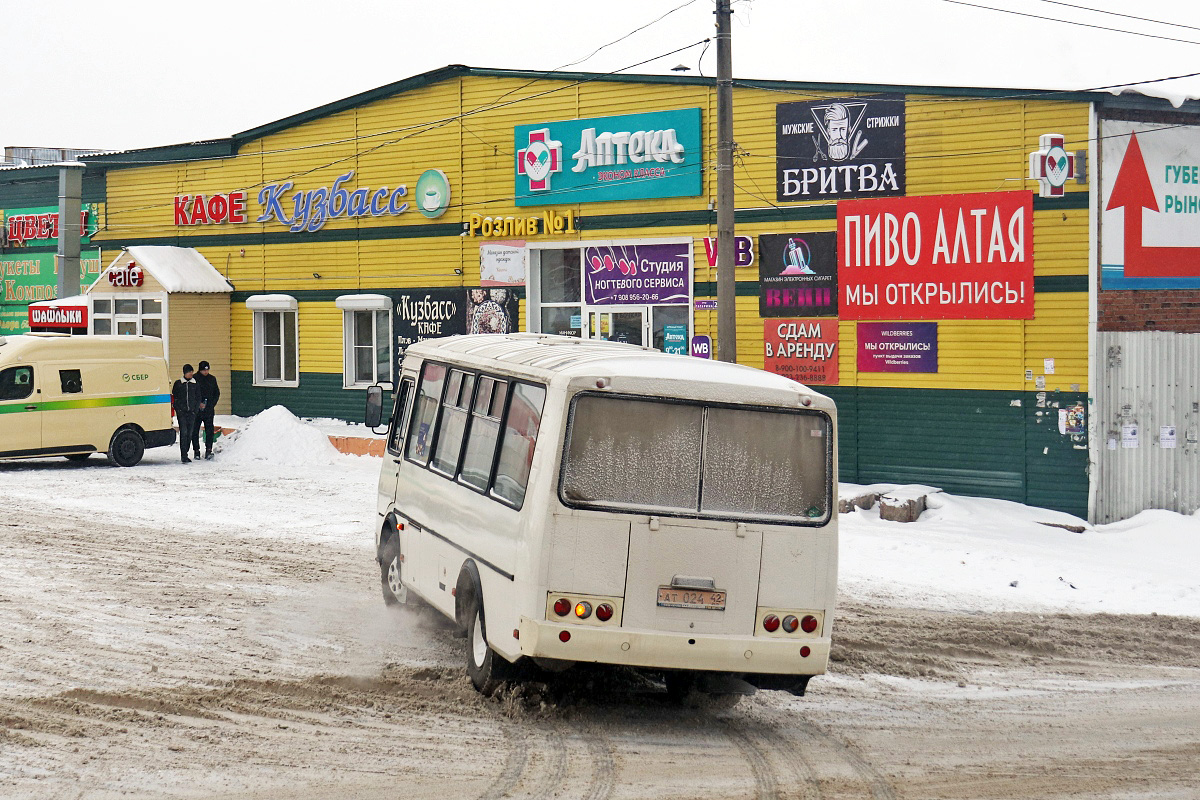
[824,386,1088,517]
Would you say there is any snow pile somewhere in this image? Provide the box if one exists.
[217,405,343,466]
[838,484,1200,617]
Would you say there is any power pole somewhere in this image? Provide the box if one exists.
[56,163,85,300]
[715,0,736,362]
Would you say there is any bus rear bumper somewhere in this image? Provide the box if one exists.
[517,617,829,676]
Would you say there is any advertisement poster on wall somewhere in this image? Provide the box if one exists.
[857,322,938,372]
[0,251,103,334]
[758,232,838,317]
[480,242,526,286]
[776,95,905,203]
[1101,120,1200,289]
[584,242,691,305]
[763,319,839,384]
[391,287,517,369]
[837,191,1034,320]
[514,108,703,207]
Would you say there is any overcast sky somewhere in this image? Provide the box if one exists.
[3,0,1199,152]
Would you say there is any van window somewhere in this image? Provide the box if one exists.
[561,396,702,514]
[490,383,547,508]
[59,369,83,394]
[459,377,507,491]
[386,377,415,456]
[406,363,447,465]
[561,394,831,524]
[431,370,475,476]
[700,406,829,521]
[0,366,34,401]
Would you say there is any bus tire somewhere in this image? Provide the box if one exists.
[379,534,406,606]
[465,594,511,696]
[107,428,145,467]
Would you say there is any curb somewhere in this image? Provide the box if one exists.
[210,425,385,457]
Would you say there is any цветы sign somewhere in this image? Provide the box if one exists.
[837,191,1034,320]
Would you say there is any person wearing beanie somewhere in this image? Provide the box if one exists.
[171,364,201,463]
[195,360,220,459]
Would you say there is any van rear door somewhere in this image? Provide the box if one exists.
[622,518,761,635]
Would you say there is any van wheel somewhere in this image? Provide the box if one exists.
[379,536,407,606]
[64,453,91,462]
[107,429,145,467]
[465,598,511,696]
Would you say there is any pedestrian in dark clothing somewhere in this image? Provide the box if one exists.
[195,360,220,459]
[172,364,201,463]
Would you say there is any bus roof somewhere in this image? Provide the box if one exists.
[403,334,834,411]
[0,333,167,362]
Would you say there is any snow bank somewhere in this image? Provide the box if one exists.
[838,483,1200,617]
[217,405,343,466]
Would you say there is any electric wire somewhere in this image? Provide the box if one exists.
[1035,0,1200,34]
[942,0,1200,47]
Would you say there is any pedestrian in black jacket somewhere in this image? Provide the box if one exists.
[172,364,201,463]
[195,360,220,459]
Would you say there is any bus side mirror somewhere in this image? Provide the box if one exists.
[365,385,384,429]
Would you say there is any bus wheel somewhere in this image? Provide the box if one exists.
[107,429,145,467]
[379,536,407,606]
[465,598,511,696]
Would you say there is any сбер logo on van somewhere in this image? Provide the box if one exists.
[514,108,703,206]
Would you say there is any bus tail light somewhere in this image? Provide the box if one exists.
[757,608,824,637]
[546,593,622,626]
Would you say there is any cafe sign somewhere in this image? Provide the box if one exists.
[172,168,452,233]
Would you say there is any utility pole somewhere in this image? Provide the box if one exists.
[715,0,736,362]
[56,163,85,300]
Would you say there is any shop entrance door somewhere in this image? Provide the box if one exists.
[587,307,648,346]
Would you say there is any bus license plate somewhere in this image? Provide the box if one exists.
[657,587,727,611]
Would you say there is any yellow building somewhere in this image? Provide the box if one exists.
[78,66,1103,514]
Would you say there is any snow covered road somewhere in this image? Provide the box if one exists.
[1,411,1198,798]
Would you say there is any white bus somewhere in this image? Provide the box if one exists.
[365,333,837,697]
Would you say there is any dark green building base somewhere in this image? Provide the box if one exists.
[232,372,1088,517]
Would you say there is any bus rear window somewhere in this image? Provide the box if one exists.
[561,394,830,524]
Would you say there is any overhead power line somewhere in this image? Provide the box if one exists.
[942,0,1200,46]
[1035,1,1200,34]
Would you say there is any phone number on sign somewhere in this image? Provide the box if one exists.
[611,293,660,302]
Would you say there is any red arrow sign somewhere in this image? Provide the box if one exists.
[1106,132,1200,277]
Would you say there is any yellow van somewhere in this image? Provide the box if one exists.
[0,333,176,466]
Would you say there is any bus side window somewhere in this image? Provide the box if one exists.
[406,363,447,466]
[490,382,547,508]
[458,376,506,492]
[387,377,415,456]
[0,366,34,401]
[59,369,83,394]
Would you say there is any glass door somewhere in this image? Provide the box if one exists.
[587,307,648,346]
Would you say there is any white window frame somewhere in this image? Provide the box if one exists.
[89,292,168,350]
[247,294,299,388]
[527,238,695,349]
[335,294,393,389]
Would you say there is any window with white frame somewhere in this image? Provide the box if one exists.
[335,294,392,388]
[247,295,299,387]
[91,295,164,338]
